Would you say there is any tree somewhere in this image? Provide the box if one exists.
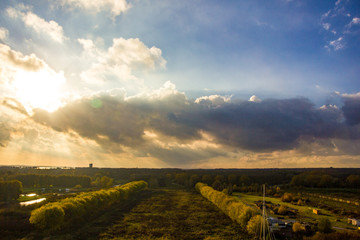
[99,176,114,188]
[318,218,332,233]
[278,205,287,215]
[292,222,305,240]
[212,180,222,191]
[346,175,360,188]
[0,180,23,201]
[281,192,294,202]
[30,204,65,230]
[246,215,263,236]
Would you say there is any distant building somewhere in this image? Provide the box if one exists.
[313,209,321,215]
[89,163,93,168]
[348,218,360,226]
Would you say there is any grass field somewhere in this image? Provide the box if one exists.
[233,192,357,230]
[21,188,249,240]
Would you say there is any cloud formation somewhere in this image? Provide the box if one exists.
[6,6,66,43]
[60,0,131,18]
[79,38,166,87]
[0,43,45,72]
[31,83,360,165]
[0,27,9,40]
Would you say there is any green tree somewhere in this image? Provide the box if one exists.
[318,218,332,233]
[99,176,114,188]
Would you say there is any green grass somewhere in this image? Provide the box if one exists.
[233,192,357,230]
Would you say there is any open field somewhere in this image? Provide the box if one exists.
[233,192,358,230]
[13,188,249,240]
[99,188,248,240]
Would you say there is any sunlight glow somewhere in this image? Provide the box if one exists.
[12,69,66,112]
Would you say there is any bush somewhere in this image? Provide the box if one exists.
[246,215,264,236]
[29,203,65,230]
[278,205,287,215]
[281,192,294,202]
[195,182,257,229]
[30,181,147,230]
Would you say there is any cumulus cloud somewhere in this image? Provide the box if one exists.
[0,27,9,40]
[0,43,45,71]
[6,6,66,43]
[60,0,131,18]
[249,95,261,103]
[79,38,166,87]
[31,83,360,166]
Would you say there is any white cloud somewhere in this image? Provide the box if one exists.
[249,95,261,103]
[79,38,166,87]
[322,23,331,31]
[326,37,345,51]
[0,27,9,40]
[60,0,131,18]
[0,43,45,71]
[6,6,66,43]
[351,17,360,25]
[195,94,232,107]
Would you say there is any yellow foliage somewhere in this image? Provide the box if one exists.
[195,182,257,229]
[30,181,147,229]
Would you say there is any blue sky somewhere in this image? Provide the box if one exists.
[0,0,359,168]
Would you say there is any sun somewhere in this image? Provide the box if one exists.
[12,69,66,113]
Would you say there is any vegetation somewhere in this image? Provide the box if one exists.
[195,182,257,230]
[100,188,248,240]
[29,181,147,229]
[7,174,91,188]
[0,180,23,201]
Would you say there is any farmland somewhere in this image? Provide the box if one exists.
[1,167,360,239]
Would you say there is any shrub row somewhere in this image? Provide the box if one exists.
[195,182,257,228]
[29,180,147,230]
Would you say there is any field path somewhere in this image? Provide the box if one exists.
[98,188,248,240]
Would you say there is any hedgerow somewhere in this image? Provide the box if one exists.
[195,182,257,228]
[30,181,147,229]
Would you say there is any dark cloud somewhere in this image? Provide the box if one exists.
[342,96,360,125]
[32,92,360,162]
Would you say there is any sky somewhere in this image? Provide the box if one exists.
[0,0,359,168]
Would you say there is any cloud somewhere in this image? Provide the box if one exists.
[0,43,45,71]
[79,38,166,87]
[249,95,261,103]
[0,27,9,40]
[325,37,345,51]
[60,0,131,18]
[6,6,66,43]
[322,23,331,31]
[0,123,11,147]
[31,83,360,166]
[341,93,360,125]
[0,43,66,112]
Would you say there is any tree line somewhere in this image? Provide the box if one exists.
[195,182,262,237]
[29,180,148,230]
[6,174,91,188]
[0,180,22,201]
